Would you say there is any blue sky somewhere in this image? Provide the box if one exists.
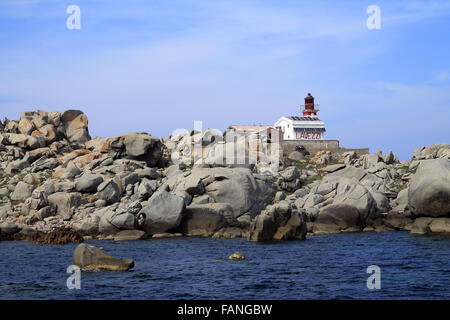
[0,0,449,160]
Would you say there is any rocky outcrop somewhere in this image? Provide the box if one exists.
[1,108,449,242]
[168,167,277,218]
[47,192,82,220]
[177,203,236,236]
[412,144,450,160]
[61,110,91,143]
[408,158,450,218]
[410,217,450,235]
[312,204,363,234]
[113,230,147,241]
[247,201,307,241]
[138,190,185,235]
[99,208,138,235]
[73,243,134,271]
[27,227,84,244]
[99,132,164,167]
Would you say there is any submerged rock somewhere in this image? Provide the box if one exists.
[113,229,147,241]
[28,227,84,244]
[73,243,134,271]
[228,252,246,260]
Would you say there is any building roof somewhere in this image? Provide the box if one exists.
[288,116,321,121]
[228,125,275,131]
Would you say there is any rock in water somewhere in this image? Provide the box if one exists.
[73,243,134,271]
[28,227,83,244]
[177,203,232,236]
[113,230,147,241]
[408,158,450,218]
[228,252,245,260]
[247,201,307,242]
[314,204,363,233]
[410,217,450,235]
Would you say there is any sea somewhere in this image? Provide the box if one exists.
[0,231,449,299]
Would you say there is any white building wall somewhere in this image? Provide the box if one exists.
[275,116,325,141]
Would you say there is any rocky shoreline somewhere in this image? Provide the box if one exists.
[0,110,449,244]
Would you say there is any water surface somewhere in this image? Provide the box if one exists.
[0,231,449,299]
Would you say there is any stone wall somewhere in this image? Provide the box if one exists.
[281,139,369,157]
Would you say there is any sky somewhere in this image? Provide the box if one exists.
[0,0,449,160]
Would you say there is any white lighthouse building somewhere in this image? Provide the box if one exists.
[274,93,325,141]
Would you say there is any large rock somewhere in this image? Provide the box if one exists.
[247,213,276,242]
[113,230,147,241]
[61,161,82,179]
[178,203,234,236]
[138,190,185,235]
[99,209,137,235]
[73,243,134,271]
[410,217,450,235]
[47,192,82,220]
[137,178,158,200]
[169,167,276,218]
[315,204,363,232]
[75,174,103,193]
[392,188,409,212]
[247,201,307,242]
[18,118,36,135]
[10,181,34,201]
[97,179,121,204]
[408,158,450,218]
[101,132,163,166]
[412,144,450,160]
[328,177,378,220]
[61,110,91,143]
[3,133,46,149]
[0,222,20,235]
[20,110,49,122]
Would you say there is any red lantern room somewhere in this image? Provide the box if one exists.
[301,92,319,116]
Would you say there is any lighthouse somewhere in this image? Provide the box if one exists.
[302,92,319,116]
[274,93,326,141]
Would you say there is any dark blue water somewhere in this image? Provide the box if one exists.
[0,231,449,299]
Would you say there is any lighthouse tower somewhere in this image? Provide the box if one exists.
[301,93,319,116]
[274,92,326,140]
